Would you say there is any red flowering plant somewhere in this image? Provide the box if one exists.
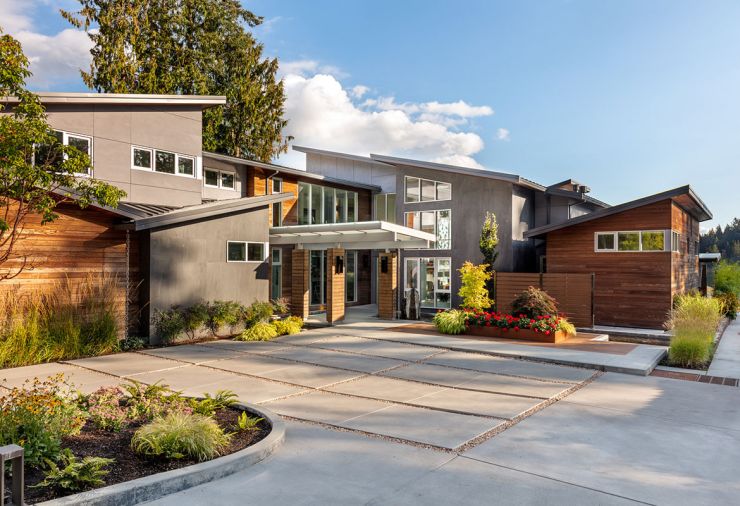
[462,310,576,336]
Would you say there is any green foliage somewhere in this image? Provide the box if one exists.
[33,448,114,492]
[151,307,186,344]
[0,29,125,280]
[667,294,723,368]
[700,219,740,263]
[190,390,238,417]
[433,310,467,335]
[714,261,740,296]
[0,374,86,468]
[237,321,278,342]
[457,261,493,310]
[557,318,577,337]
[715,292,738,320]
[85,386,128,431]
[120,380,190,421]
[118,336,146,351]
[62,0,289,162]
[236,411,264,432]
[479,212,499,300]
[272,316,303,336]
[243,301,275,328]
[0,275,121,368]
[131,412,231,461]
[271,297,290,315]
[511,286,559,319]
[183,303,210,338]
[207,300,245,333]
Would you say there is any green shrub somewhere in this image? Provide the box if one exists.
[85,386,128,431]
[236,411,264,432]
[668,334,712,368]
[190,390,238,417]
[715,261,740,296]
[183,302,210,338]
[33,449,114,492]
[243,301,275,328]
[0,374,86,468]
[457,262,493,310]
[118,335,146,351]
[0,275,121,367]
[131,412,231,461]
[120,380,190,421]
[237,321,278,341]
[152,307,186,344]
[433,310,467,334]
[207,300,245,334]
[557,318,577,337]
[715,292,738,320]
[272,316,303,336]
[271,297,290,315]
[511,286,559,319]
[667,294,724,341]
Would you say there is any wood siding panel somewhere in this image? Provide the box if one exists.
[545,199,674,329]
[671,203,700,294]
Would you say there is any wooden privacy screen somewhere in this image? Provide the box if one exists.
[495,272,594,327]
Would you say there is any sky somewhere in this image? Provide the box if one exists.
[2,0,739,229]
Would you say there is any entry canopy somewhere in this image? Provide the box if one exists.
[269,221,436,250]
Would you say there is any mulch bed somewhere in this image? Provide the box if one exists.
[25,407,270,504]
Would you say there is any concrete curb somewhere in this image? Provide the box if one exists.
[37,403,285,506]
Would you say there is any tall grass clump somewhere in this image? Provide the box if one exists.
[666,294,724,368]
[0,275,122,368]
[715,260,740,296]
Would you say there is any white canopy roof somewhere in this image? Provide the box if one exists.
[269,221,435,250]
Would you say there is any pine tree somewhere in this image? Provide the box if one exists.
[62,0,289,162]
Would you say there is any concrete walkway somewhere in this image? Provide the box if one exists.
[3,321,740,505]
[708,316,740,379]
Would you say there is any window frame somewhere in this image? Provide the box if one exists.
[404,176,452,203]
[594,230,669,253]
[671,231,680,252]
[403,209,452,250]
[41,130,93,176]
[203,167,238,190]
[271,248,282,299]
[226,241,268,263]
[132,145,198,179]
[404,256,453,309]
[296,182,359,225]
[345,250,358,303]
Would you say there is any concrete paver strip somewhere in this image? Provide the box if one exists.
[408,387,544,419]
[303,334,443,361]
[195,339,289,354]
[262,345,406,373]
[262,391,389,425]
[708,317,740,380]
[250,361,366,388]
[426,350,596,383]
[66,352,187,377]
[129,364,245,394]
[204,354,298,376]
[324,375,448,402]
[341,404,504,449]
[138,344,242,364]
[464,396,740,505]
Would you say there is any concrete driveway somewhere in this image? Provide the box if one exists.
[3,322,740,505]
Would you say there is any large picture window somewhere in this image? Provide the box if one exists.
[297,182,359,225]
[374,193,397,223]
[404,210,452,249]
[404,176,452,203]
[404,257,451,309]
[594,231,668,252]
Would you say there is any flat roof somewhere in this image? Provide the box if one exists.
[291,145,394,167]
[524,185,713,238]
[269,221,435,250]
[203,151,382,192]
[4,92,226,107]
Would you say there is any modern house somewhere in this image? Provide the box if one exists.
[524,186,712,328]
[1,91,712,337]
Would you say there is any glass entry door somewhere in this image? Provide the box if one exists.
[310,250,327,306]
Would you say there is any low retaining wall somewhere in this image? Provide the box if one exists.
[38,403,285,506]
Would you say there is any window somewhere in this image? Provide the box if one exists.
[296,182,359,225]
[133,147,152,169]
[374,193,397,223]
[346,251,357,303]
[310,250,326,305]
[617,232,640,251]
[595,232,616,251]
[134,145,197,178]
[404,176,451,203]
[671,231,680,252]
[36,130,92,175]
[405,257,452,309]
[271,248,282,298]
[404,210,452,249]
[204,168,237,189]
[595,230,669,252]
[641,231,665,251]
[272,178,283,194]
[226,241,267,262]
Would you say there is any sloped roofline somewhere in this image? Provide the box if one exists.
[203,151,382,192]
[524,185,712,238]
[291,145,395,167]
[4,92,226,108]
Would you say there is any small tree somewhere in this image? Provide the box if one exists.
[479,211,499,299]
[458,262,493,310]
[0,28,126,279]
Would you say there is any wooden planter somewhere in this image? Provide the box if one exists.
[466,325,568,343]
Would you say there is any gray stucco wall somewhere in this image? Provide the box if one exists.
[394,164,535,308]
[42,104,205,207]
[146,207,270,330]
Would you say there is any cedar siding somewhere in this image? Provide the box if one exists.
[671,202,701,294]
[546,200,674,328]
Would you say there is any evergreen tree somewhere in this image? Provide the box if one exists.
[62,0,289,161]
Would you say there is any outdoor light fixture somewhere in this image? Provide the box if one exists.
[335,256,344,274]
[381,257,388,273]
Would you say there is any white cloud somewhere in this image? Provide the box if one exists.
[350,85,369,98]
[278,60,349,79]
[0,0,92,89]
[277,72,488,170]
[496,127,511,141]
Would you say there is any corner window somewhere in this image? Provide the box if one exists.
[617,232,640,251]
[204,168,237,190]
[671,231,680,252]
[595,232,616,251]
[226,241,267,262]
[641,231,665,251]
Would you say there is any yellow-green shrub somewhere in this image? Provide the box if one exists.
[433,310,467,335]
[131,412,230,461]
[457,262,493,310]
[272,316,303,336]
[237,321,278,341]
[666,294,723,367]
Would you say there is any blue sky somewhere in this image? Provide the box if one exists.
[3,0,739,229]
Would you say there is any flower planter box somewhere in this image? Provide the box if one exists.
[466,325,568,343]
